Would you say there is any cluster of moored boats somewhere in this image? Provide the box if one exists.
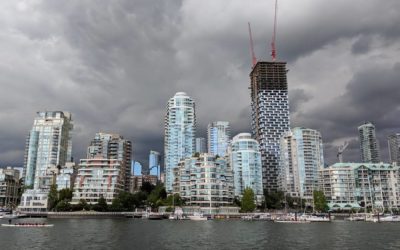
[242,213,331,223]
[346,213,400,222]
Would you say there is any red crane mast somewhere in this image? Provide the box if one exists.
[248,22,257,67]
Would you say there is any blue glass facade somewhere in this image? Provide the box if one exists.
[23,111,73,190]
[164,92,196,192]
[207,121,230,157]
[133,161,143,176]
[229,133,263,204]
[149,150,161,179]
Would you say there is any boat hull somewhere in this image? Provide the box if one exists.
[1,224,53,228]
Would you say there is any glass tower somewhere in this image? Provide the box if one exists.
[207,121,230,157]
[358,122,380,163]
[195,137,207,154]
[388,133,400,165]
[149,150,161,179]
[280,127,324,204]
[24,111,73,189]
[164,92,196,192]
[250,61,290,192]
[229,133,263,204]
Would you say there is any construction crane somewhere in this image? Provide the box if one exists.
[337,141,349,163]
[271,0,278,61]
[248,22,257,67]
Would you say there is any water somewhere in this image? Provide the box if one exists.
[1,218,400,249]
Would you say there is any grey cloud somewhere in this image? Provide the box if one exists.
[0,0,399,169]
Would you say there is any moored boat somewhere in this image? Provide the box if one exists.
[378,215,400,222]
[1,223,53,228]
[188,212,208,221]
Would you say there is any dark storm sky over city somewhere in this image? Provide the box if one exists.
[0,0,399,168]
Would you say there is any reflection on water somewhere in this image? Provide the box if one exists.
[1,218,400,250]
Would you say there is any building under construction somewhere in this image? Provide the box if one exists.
[250,61,290,192]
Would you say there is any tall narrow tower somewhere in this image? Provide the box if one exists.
[358,122,380,163]
[249,0,290,192]
[164,92,196,192]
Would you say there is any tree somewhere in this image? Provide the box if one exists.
[55,200,71,211]
[313,190,329,212]
[241,187,256,212]
[93,196,108,212]
[110,198,124,212]
[59,188,73,201]
[48,184,59,211]
[147,185,168,209]
[141,182,155,194]
[164,194,185,207]
[264,191,284,210]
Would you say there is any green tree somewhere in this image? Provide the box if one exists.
[141,182,155,194]
[264,191,284,210]
[164,194,185,207]
[93,196,108,212]
[110,198,124,211]
[55,200,71,211]
[241,187,256,212]
[313,190,329,212]
[48,184,59,211]
[59,188,73,201]
[147,185,168,208]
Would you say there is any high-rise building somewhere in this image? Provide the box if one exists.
[229,133,263,204]
[149,150,161,179]
[250,62,290,192]
[132,161,143,176]
[172,154,234,212]
[195,137,207,154]
[208,121,230,157]
[87,132,132,191]
[388,133,400,165]
[358,122,380,163]
[164,92,196,192]
[24,111,73,189]
[280,127,324,204]
[20,111,73,212]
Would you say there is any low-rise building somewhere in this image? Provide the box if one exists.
[319,163,400,211]
[129,175,158,193]
[71,158,124,205]
[0,167,21,208]
[172,154,234,209]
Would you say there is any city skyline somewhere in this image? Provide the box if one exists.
[0,0,400,167]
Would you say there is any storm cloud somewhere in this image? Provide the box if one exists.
[0,0,399,168]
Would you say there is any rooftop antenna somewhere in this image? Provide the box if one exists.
[248,22,257,67]
[271,0,278,61]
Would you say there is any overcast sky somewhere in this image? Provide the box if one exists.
[0,0,399,169]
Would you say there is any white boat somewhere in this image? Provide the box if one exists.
[1,223,54,228]
[300,214,330,222]
[169,207,184,220]
[241,215,254,221]
[274,220,310,224]
[379,215,400,222]
[346,214,366,221]
[188,212,208,221]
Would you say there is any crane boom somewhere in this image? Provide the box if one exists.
[337,141,349,163]
[248,22,257,67]
[271,0,278,61]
